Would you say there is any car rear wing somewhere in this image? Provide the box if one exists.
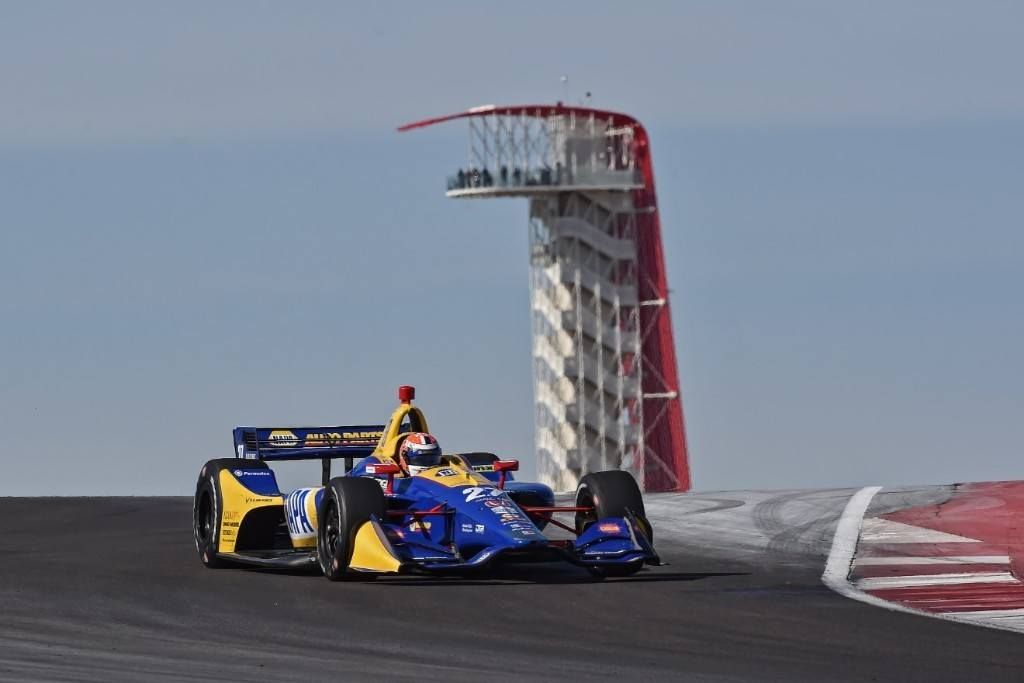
[233,426,386,482]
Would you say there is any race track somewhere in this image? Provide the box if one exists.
[2,491,1024,681]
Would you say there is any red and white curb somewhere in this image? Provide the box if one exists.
[823,484,1024,634]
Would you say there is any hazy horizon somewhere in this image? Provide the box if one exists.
[2,2,1021,494]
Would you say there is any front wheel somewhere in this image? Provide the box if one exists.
[193,458,265,568]
[574,470,653,578]
[317,477,386,581]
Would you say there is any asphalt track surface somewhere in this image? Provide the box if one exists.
[2,491,1024,682]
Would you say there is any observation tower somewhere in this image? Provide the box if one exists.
[400,104,690,492]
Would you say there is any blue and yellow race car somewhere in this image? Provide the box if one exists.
[192,386,658,580]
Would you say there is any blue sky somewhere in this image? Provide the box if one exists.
[1,2,1021,494]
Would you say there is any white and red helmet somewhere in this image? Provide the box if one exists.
[398,433,442,474]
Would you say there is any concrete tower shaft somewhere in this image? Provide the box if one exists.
[400,105,690,492]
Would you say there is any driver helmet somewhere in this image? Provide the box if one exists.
[399,433,442,475]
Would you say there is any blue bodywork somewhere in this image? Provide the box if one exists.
[346,457,657,573]
[228,421,658,574]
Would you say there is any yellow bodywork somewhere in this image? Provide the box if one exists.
[417,462,491,487]
[216,469,284,554]
[371,400,430,464]
[369,400,490,487]
[290,488,320,549]
[348,519,403,572]
[216,392,488,572]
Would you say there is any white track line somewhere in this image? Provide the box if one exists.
[858,518,980,544]
[857,572,1018,590]
[956,612,1024,630]
[820,486,1024,635]
[953,609,1024,619]
[822,486,882,592]
[855,556,1010,566]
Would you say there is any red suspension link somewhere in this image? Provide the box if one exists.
[519,505,593,536]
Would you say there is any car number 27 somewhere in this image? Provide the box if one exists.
[462,486,504,503]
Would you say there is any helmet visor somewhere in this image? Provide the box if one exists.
[406,449,442,468]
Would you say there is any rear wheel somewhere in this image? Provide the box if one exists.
[317,477,386,581]
[193,458,267,568]
[574,470,652,578]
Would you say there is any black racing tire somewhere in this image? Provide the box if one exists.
[574,470,653,543]
[193,458,268,568]
[316,477,386,581]
[574,471,652,578]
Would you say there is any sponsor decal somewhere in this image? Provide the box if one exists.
[408,520,432,532]
[472,464,495,472]
[598,522,622,534]
[462,486,504,503]
[244,497,276,504]
[223,510,241,521]
[486,498,535,532]
[435,468,457,477]
[305,432,342,445]
[285,489,315,537]
[460,523,474,533]
[305,430,384,445]
[234,469,272,477]
[474,524,485,533]
[343,430,384,440]
[268,430,299,447]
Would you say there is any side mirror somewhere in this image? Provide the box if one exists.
[366,461,401,493]
[366,462,401,475]
[493,459,519,488]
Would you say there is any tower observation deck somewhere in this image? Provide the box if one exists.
[400,104,690,493]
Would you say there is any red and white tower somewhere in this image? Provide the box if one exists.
[401,105,690,492]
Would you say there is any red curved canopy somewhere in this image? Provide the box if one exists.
[398,104,639,133]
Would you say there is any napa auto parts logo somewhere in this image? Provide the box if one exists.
[304,432,343,446]
[304,430,384,446]
[268,430,299,447]
[285,488,318,538]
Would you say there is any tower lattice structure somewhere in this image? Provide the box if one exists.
[401,105,690,492]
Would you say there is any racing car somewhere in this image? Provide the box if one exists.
[192,385,659,580]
